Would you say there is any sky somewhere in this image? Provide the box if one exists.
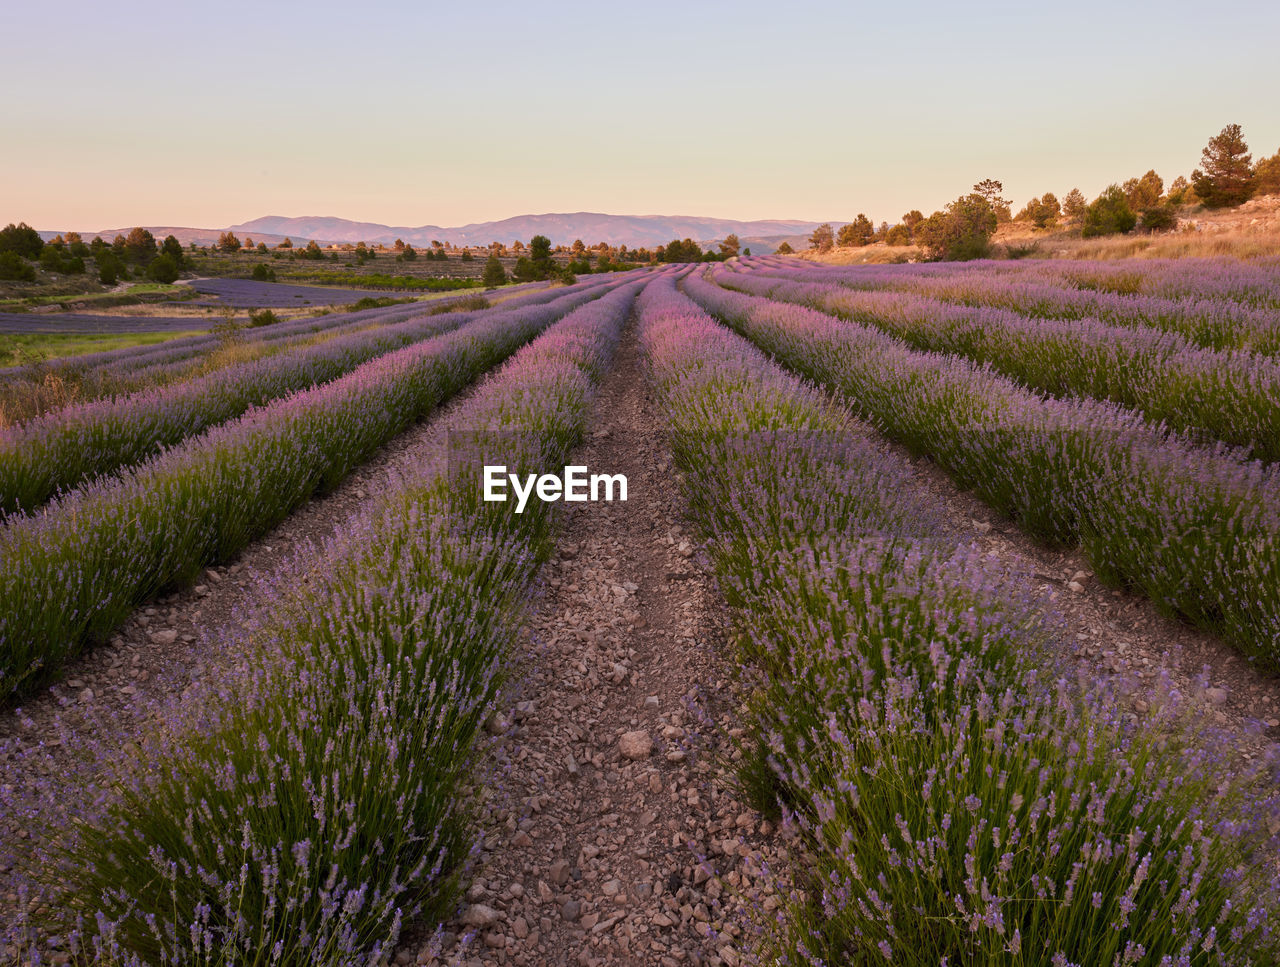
[3,0,1279,232]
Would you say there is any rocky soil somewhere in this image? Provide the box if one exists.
[396,326,782,967]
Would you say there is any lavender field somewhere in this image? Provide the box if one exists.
[2,257,1280,966]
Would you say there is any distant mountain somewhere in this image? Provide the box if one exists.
[85,226,318,247]
[228,212,843,249]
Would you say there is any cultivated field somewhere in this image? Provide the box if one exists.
[2,256,1279,965]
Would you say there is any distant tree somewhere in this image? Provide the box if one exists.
[809,223,834,253]
[0,222,45,259]
[1061,188,1088,224]
[435,248,448,262]
[570,238,586,256]
[1017,193,1061,230]
[837,214,874,247]
[393,238,405,252]
[973,179,1012,221]
[461,248,473,261]
[244,237,255,249]
[512,256,537,282]
[1253,150,1280,197]
[90,236,109,258]
[661,238,703,263]
[39,247,65,272]
[719,233,741,258]
[277,237,293,249]
[915,192,998,260]
[482,253,506,287]
[1122,170,1164,213]
[251,262,277,281]
[884,224,912,246]
[529,235,554,278]
[0,251,36,281]
[146,253,180,283]
[397,244,418,263]
[742,247,751,256]
[900,210,925,239]
[217,231,242,253]
[775,241,795,254]
[161,235,185,268]
[96,251,126,285]
[300,240,325,260]
[256,241,268,254]
[1165,176,1191,205]
[1081,185,1137,237]
[124,227,158,264]
[64,231,90,258]
[1138,205,1178,233]
[1192,124,1254,208]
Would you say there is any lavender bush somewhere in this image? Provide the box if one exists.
[0,278,621,698]
[711,264,1280,463]
[9,282,642,963]
[682,270,1280,666]
[636,275,1280,965]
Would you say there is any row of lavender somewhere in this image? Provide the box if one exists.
[0,279,612,513]
[0,284,541,385]
[743,257,1280,353]
[682,273,1280,665]
[5,282,642,963]
[752,254,1280,307]
[0,278,620,699]
[712,263,1280,463]
[636,276,1279,964]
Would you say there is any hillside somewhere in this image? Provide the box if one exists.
[227,212,841,249]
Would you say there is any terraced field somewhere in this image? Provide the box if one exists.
[2,257,1279,966]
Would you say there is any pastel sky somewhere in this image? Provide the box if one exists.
[4,0,1279,232]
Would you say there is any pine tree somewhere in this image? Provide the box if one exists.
[1192,124,1254,208]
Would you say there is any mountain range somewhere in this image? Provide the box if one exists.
[225,212,839,250]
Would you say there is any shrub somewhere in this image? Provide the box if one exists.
[0,251,35,281]
[482,254,507,288]
[836,215,874,247]
[512,256,536,282]
[97,253,125,286]
[883,224,911,246]
[146,253,180,284]
[250,262,276,282]
[248,308,281,327]
[915,194,997,261]
[1081,185,1137,237]
[1138,204,1178,233]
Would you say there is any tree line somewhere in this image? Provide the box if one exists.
[802,124,1280,261]
[0,225,186,284]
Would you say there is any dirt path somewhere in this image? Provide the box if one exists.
[402,323,774,967]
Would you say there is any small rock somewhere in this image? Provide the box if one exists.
[512,916,529,940]
[78,688,94,703]
[620,731,653,760]
[461,904,500,928]
[561,898,582,922]
[1067,581,1086,594]
[549,859,571,886]
[1205,687,1229,707]
[150,628,179,645]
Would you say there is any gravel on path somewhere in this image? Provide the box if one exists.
[402,322,783,967]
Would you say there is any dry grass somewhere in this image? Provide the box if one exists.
[795,194,1280,265]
